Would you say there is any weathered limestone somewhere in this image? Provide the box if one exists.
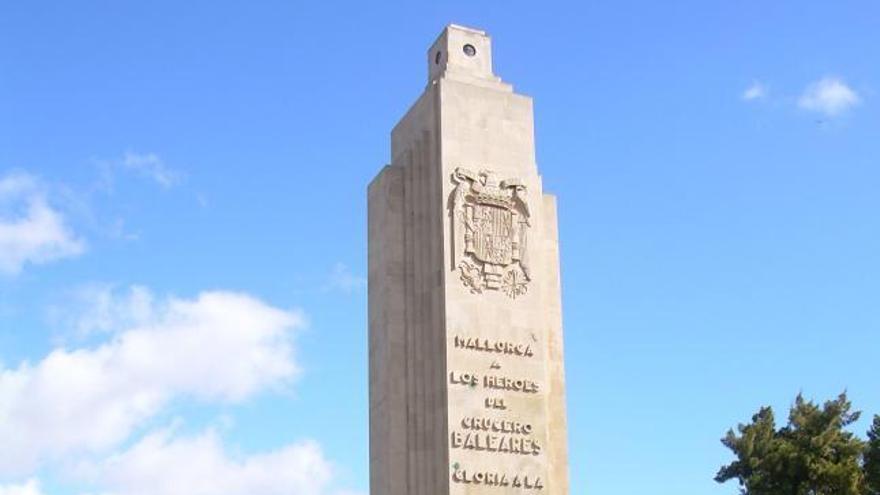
[369,24,569,495]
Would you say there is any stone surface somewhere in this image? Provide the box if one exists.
[369,24,569,495]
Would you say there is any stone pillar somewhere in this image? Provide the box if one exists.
[369,24,569,495]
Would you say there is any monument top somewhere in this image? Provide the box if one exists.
[426,24,504,86]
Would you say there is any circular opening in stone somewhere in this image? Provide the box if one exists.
[435,51,442,65]
[463,44,476,57]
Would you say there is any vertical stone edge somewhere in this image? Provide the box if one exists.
[384,83,447,495]
[431,85,451,495]
[368,165,407,495]
[542,193,570,494]
[402,151,417,494]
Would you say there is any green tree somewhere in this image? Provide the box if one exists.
[866,415,880,495]
[715,393,865,495]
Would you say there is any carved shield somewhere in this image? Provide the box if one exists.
[451,167,531,298]
[470,203,513,266]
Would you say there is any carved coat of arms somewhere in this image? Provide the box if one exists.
[450,167,531,298]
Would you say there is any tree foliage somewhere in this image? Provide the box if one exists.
[716,393,870,495]
[866,415,880,495]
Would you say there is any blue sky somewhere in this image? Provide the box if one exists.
[1,1,878,494]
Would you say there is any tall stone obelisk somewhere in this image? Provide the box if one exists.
[369,25,569,494]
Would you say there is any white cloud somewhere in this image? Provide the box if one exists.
[742,81,767,101]
[798,76,861,116]
[121,152,183,189]
[0,173,85,275]
[0,479,43,495]
[83,429,341,495]
[322,263,366,294]
[49,285,156,337]
[0,289,304,476]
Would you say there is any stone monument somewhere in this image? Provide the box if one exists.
[369,24,569,494]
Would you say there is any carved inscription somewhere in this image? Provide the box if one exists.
[453,335,534,357]
[451,431,541,455]
[451,168,531,298]
[451,470,544,490]
[461,416,534,434]
[449,372,540,394]
[451,416,543,456]
[484,374,540,393]
[449,371,479,387]
[485,397,507,410]
[448,329,546,490]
